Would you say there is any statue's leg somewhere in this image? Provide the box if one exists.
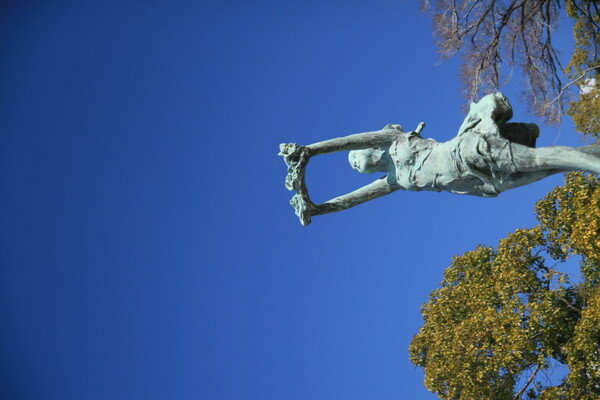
[580,144,600,157]
[497,169,564,192]
[509,144,600,174]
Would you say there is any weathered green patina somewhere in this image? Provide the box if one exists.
[280,93,600,225]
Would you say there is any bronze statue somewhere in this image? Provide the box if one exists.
[280,93,600,225]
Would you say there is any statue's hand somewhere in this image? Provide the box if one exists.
[279,143,310,191]
[279,143,316,225]
[279,143,309,166]
[290,193,316,226]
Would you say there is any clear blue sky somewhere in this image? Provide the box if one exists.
[0,1,584,399]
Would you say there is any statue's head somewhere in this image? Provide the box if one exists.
[348,149,389,174]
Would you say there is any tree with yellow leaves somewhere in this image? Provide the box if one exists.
[410,173,600,399]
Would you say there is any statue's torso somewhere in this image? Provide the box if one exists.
[389,128,517,198]
[389,131,439,191]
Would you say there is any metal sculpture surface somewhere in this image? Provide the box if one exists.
[279,93,600,225]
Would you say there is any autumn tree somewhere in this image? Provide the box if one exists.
[421,0,600,136]
[565,1,600,135]
[409,172,600,399]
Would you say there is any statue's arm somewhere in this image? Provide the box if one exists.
[313,176,399,216]
[306,123,425,156]
[288,176,399,225]
[305,130,399,156]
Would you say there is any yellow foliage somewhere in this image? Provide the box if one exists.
[410,173,600,399]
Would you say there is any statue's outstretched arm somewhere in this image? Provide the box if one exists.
[304,123,425,156]
[288,176,399,226]
[313,176,398,216]
[305,129,400,156]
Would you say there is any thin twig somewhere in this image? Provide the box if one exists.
[513,364,541,400]
[546,65,599,106]
[557,294,582,316]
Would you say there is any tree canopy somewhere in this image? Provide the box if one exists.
[409,172,600,399]
[421,0,600,136]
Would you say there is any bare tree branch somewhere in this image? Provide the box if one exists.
[513,363,541,400]
[421,0,600,127]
